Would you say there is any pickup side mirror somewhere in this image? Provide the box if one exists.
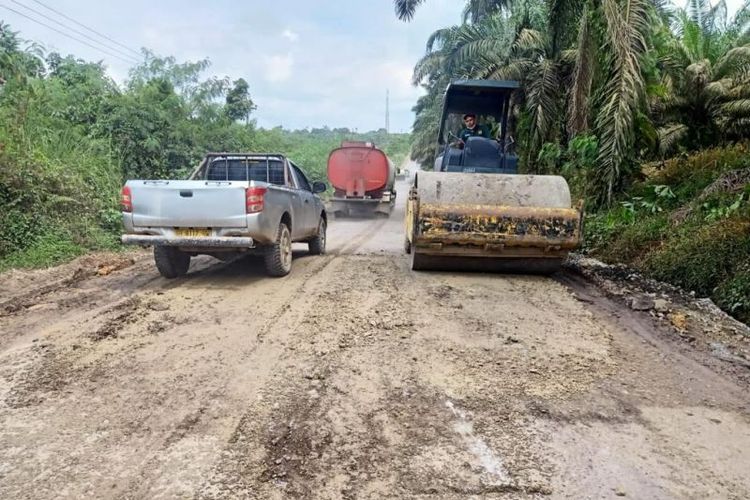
[312,181,327,194]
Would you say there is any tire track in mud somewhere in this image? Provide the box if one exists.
[105,217,396,498]
[251,216,391,343]
[197,256,415,498]
[328,216,391,256]
[196,256,562,498]
[0,293,180,409]
[1,217,387,415]
[0,254,147,319]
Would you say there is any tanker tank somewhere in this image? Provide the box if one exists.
[326,141,396,217]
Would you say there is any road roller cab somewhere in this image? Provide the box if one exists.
[405,79,584,273]
[435,80,519,175]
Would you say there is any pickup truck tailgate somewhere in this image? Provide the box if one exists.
[129,180,248,228]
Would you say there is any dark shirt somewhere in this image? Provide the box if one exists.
[458,124,492,142]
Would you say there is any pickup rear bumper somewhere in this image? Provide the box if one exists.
[121,235,255,248]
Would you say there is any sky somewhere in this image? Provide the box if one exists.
[0,0,465,132]
[1,1,746,132]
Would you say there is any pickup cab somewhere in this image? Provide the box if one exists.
[121,153,328,278]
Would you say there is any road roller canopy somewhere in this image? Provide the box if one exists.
[438,80,519,145]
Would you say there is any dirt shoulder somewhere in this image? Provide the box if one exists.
[566,255,750,385]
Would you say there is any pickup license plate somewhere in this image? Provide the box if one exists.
[175,228,210,237]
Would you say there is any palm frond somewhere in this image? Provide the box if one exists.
[657,123,689,156]
[485,58,534,80]
[448,14,515,70]
[525,58,561,169]
[568,7,594,136]
[719,97,750,116]
[713,44,750,78]
[704,77,734,99]
[425,27,456,53]
[394,0,426,21]
[511,28,546,54]
[707,0,728,32]
[725,79,750,98]
[412,52,446,85]
[688,0,710,31]
[462,0,510,24]
[732,1,750,42]
[651,0,675,24]
[593,0,652,205]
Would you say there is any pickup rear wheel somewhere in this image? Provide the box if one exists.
[308,219,327,255]
[264,222,293,277]
[154,246,190,278]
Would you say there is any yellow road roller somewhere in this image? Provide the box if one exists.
[404,80,583,273]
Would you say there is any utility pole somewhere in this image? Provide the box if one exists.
[385,89,390,135]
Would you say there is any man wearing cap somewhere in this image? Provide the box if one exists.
[457,114,492,145]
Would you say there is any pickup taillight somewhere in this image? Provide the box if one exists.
[246,186,267,213]
[121,186,132,213]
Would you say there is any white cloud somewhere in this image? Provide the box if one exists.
[262,53,294,83]
[281,29,299,42]
[3,0,464,131]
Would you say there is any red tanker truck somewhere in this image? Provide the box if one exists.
[327,141,396,217]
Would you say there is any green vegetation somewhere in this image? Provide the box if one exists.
[585,143,750,323]
[399,0,750,205]
[396,1,750,322]
[0,23,409,271]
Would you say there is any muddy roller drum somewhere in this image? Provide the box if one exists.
[405,171,583,274]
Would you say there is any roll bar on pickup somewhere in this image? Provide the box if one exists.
[189,153,290,185]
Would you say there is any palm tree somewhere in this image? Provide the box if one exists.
[411,2,557,165]
[404,0,750,205]
[410,0,654,205]
[394,0,511,22]
[656,1,750,155]
[1,23,26,84]
[409,82,444,166]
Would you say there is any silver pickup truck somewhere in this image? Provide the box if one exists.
[121,153,328,278]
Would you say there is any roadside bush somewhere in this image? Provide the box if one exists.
[586,143,750,324]
[0,207,40,256]
[713,265,750,325]
[642,219,750,299]
[583,206,634,254]
[0,227,84,272]
[647,142,750,202]
[596,214,669,264]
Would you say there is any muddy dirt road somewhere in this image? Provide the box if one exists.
[1,178,749,499]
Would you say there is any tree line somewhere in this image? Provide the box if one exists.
[0,22,409,266]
